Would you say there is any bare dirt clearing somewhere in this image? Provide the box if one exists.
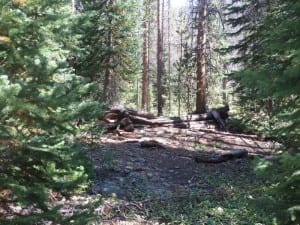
[51,122,278,224]
[87,121,276,202]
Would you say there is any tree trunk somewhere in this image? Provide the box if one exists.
[157,0,164,116]
[178,16,184,116]
[222,77,227,105]
[167,0,172,114]
[195,0,207,113]
[102,0,114,103]
[71,0,76,13]
[142,0,150,110]
[147,9,151,112]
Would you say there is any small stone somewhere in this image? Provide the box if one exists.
[116,177,125,183]
[161,153,169,158]
[125,166,133,171]
[147,172,154,178]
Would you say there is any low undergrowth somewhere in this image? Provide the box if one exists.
[141,168,275,225]
[95,161,277,225]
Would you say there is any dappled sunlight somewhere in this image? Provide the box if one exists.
[75,124,277,224]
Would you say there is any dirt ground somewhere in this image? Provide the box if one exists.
[88,121,276,202]
[45,121,279,224]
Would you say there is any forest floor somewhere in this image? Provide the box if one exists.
[59,121,278,224]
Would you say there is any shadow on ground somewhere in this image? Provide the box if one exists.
[87,126,273,201]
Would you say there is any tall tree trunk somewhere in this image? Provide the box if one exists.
[147,12,151,112]
[71,0,83,13]
[71,0,76,13]
[195,0,207,113]
[102,0,114,103]
[222,77,227,104]
[178,15,184,116]
[142,0,150,110]
[157,0,164,116]
[167,0,171,114]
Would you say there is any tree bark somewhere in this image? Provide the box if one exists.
[129,114,208,126]
[71,0,76,13]
[142,0,150,110]
[102,0,114,103]
[167,0,171,114]
[157,0,164,116]
[195,0,208,113]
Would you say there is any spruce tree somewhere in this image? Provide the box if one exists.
[225,0,299,148]
[226,1,300,223]
[76,0,141,105]
[0,0,101,223]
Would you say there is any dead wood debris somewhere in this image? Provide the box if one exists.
[101,106,230,133]
[193,149,248,163]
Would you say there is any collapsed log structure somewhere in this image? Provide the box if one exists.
[101,106,230,133]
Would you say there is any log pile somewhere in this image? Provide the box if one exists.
[101,106,230,133]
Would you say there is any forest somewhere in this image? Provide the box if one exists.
[0,0,299,224]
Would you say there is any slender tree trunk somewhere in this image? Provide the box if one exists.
[178,14,184,116]
[147,13,151,111]
[167,0,171,114]
[157,0,164,116]
[103,34,112,103]
[71,0,76,13]
[142,0,150,110]
[222,77,227,104]
[102,0,114,103]
[195,0,207,113]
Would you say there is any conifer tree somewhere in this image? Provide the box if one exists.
[0,0,100,222]
[77,0,141,105]
[226,1,300,222]
[225,0,299,148]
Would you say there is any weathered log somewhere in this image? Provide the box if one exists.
[107,107,155,119]
[194,149,248,163]
[126,109,156,119]
[118,117,134,132]
[129,115,157,126]
[207,105,229,131]
[140,140,165,149]
[129,114,208,126]
[102,106,229,132]
[103,112,119,123]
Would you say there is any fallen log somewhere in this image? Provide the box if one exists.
[102,105,230,132]
[194,149,248,163]
[140,140,165,149]
[129,114,208,126]
[126,109,156,119]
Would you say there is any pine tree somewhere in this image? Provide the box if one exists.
[0,0,101,222]
[226,1,300,222]
[225,0,299,148]
[77,0,141,105]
